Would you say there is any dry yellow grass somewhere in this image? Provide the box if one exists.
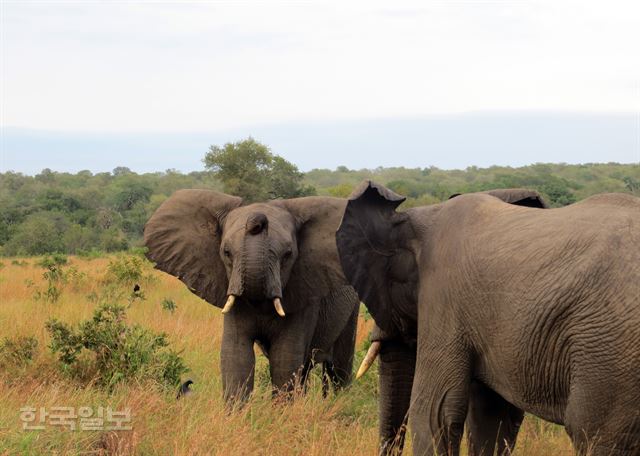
[0,256,574,455]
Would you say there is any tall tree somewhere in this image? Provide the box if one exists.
[203,138,315,202]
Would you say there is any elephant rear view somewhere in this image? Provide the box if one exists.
[337,181,640,456]
[144,190,360,403]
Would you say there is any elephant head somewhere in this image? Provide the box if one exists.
[144,189,346,317]
[336,181,547,455]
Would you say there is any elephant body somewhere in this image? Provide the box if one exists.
[145,190,359,402]
[337,182,640,456]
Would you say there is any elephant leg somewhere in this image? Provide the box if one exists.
[220,316,256,405]
[565,383,640,456]
[378,339,416,456]
[269,327,311,396]
[327,305,359,390]
[410,341,471,456]
[466,381,524,456]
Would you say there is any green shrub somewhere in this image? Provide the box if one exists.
[32,254,71,303]
[161,298,177,313]
[0,336,39,368]
[103,255,155,287]
[76,248,105,260]
[46,303,188,390]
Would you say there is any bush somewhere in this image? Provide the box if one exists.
[0,336,39,368]
[103,255,155,287]
[46,303,188,390]
[36,253,68,268]
[161,298,177,313]
[3,211,70,256]
[31,254,71,303]
[77,248,105,260]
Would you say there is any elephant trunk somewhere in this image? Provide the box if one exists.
[378,340,416,455]
[237,213,284,311]
[242,234,268,300]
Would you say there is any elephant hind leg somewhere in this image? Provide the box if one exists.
[466,381,524,456]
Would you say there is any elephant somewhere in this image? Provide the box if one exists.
[351,187,549,456]
[144,189,360,403]
[336,181,640,456]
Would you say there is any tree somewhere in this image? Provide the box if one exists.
[203,138,315,202]
[3,211,70,256]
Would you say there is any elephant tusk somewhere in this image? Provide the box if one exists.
[356,341,381,380]
[221,295,236,314]
[273,298,286,317]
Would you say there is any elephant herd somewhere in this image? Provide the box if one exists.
[144,181,639,456]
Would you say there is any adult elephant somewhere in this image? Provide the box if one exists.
[337,181,640,456]
[352,187,548,456]
[144,190,359,403]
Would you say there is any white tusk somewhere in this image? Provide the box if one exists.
[273,297,286,317]
[221,295,236,314]
[356,341,381,380]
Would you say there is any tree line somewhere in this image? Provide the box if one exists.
[1,138,638,256]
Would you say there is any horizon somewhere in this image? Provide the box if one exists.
[2,111,638,175]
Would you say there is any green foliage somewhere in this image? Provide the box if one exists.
[326,183,354,198]
[103,255,154,288]
[0,162,637,256]
[32,255,70,303]
[203,138,316,202]
[46,303,188,389]
[3,211,70,256]
[76,248,105,260]
[27,255,87,302]
[36,253,68,268]
[161,298,177,313]
[0,336,39,368]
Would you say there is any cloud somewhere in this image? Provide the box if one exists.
[2,0,639,132]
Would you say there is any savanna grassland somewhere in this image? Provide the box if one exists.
[0,255,575,455]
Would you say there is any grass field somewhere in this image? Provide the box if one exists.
[0,256,575,455]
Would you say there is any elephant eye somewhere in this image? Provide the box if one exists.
[223,248,232,258]
[283,249,292,259]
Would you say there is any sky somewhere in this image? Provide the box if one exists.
[1,0,639,173]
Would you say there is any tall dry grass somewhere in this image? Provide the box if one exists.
[0,256,574,455]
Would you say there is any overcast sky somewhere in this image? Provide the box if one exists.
[1,0,639,171]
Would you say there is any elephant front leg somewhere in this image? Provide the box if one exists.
[466,381,524,456]
[220,316,256,405]
[378,339,416,456]
[269,327,311,396]
[410,341,471,456]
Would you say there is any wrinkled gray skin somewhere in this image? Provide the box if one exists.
[144,190,359,403]
[360,188,548,456]
[337,181,640,456]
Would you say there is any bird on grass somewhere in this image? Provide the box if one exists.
[176,379,194,399]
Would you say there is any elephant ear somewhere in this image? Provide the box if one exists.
[336,181,418,339]
[278,197,356,304]
[143,189,242,308]
[449,188,548,208]
[482,188,548,208]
